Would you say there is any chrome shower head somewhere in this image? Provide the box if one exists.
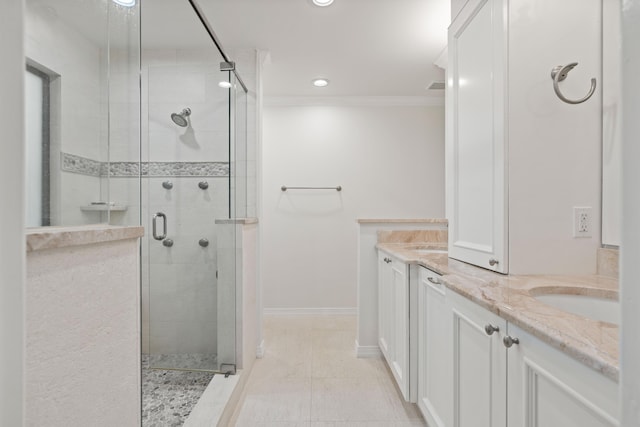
[171,108,191,127]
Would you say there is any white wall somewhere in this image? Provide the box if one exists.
[26,236,141,427]
[507,0,602,274]
[0,1,25,425]
[621,0,640,423]
[602,0,622,247]
[261,101,445,309]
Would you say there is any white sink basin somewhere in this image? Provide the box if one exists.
[534,293,619,325]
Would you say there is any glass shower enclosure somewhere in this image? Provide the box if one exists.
[141,0,248,374]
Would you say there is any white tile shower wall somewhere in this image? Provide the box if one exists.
[59,172,102,225]
[216,222,240,367]
[143,56,231,163]
[106,46,141,216]
[216,221,259,371]
[106,47,259,354]
[229,49,259,218]
[139,48,242,356]
[145,177,229,356]
[25,1,107,225]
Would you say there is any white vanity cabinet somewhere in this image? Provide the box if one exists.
[441,290,618,427]
[417,266,453,427]
[506,324,619,427]
[377,251,412,401]
[448,289,507,427]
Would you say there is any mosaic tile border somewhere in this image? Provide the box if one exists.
[61,152,229,177]
[61,153,103,176]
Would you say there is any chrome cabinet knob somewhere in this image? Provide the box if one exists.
[162,181,173,190]
[162,238,174,247]
[484,324,500,336]
[489,258,499,266]
[199,238,209,247]
[503,335,519,348]
[198,181,209,190]
[427,277,441,285]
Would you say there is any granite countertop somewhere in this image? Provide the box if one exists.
[26,225,145,252]
[377,243,619,381]
[358,218,448,224]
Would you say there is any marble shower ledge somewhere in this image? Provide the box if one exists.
[80,204,128,212]
[214,218,258,225]
[377,243,619,382]
[26,225,144,252]
[357,218,448,224]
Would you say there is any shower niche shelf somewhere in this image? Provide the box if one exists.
[80,204,128,212]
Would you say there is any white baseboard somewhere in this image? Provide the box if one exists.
[355,340,382,358]
[256,340,265,359]
[263,307,357,316]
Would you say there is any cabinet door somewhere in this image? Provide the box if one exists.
[449,290,507,427]
[506,324,619,427]
[447,0,509,273]
[418,267,453,427]
[378,252,393,361]
[390,258,410,400]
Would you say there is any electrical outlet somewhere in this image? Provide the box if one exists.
[573,207,592,238]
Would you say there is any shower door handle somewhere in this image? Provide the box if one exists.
[152,212,167,241]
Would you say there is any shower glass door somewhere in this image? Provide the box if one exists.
[142,0,237,373]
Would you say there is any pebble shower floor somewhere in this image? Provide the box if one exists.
[141,356,214,427]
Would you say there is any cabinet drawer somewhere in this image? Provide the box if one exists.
[419,266,445,295]
[417,265,453,427]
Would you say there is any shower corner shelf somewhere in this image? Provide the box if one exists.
[80,204,128,212]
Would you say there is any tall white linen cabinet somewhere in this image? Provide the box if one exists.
[446,0,603,275]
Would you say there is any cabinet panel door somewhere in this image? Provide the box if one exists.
[390,259,410,400]
[447,0,508,273]
[378,252,393,361]
[507,324,619,427]
[449,291,507,427]
[418,267,453,427]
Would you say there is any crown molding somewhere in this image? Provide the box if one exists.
[263,95,445,107]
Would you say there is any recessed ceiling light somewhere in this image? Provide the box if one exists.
[312,78,330,87]
[312,0,334,6]
[218,81,232,89]
[112,0,136,7]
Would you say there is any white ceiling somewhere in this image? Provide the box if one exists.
[36,0,450,98]
[197,0,450,97]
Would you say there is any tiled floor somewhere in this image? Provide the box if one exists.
[230,315,427,426]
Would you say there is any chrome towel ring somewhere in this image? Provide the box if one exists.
[550,62,596,105]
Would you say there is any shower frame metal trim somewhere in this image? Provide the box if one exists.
[25,64,51,226]
[186,0,249,94]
